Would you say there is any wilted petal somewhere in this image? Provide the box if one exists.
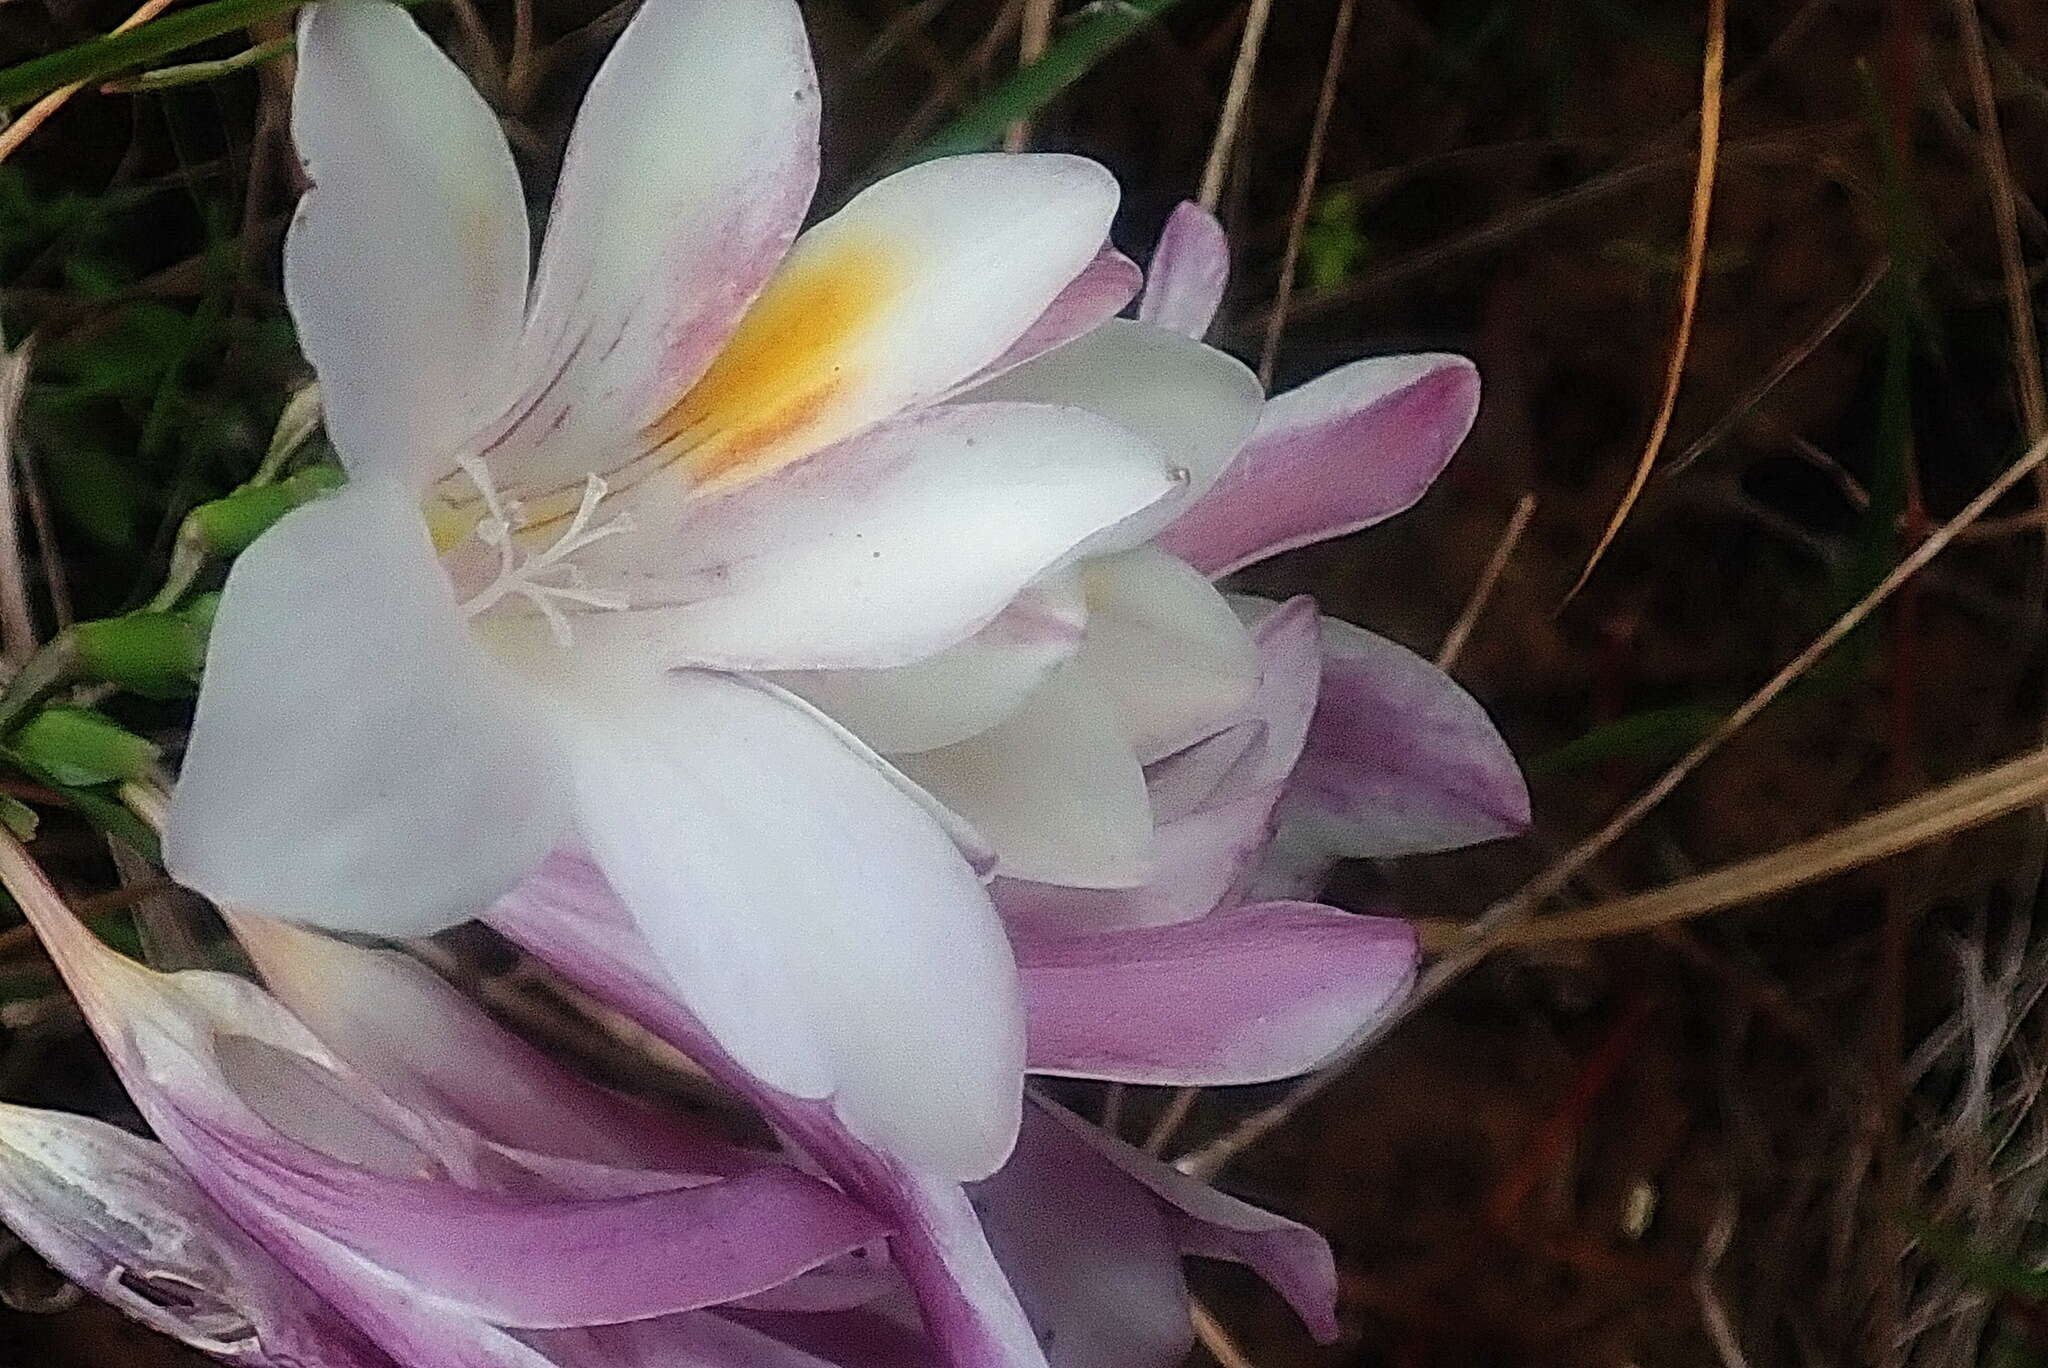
[1158,354,1480,577]
[1019,902,1417,1085]
[166,479,568,936]
[285,0,528,485]
[966,319,1262,552]
[0,1103,395,1367]
[1284,615,1528,861]
[973,1104,1188,1368]
[489,0,820,493]
[576,402,1176,671]
[773,575,1087,756]
[1136,201,1229,340]
[1030,1101,1338,1343]
[1069,548,1257,764]
[897,665,1153,890]
[547,669,1024,1181]
[488,861,1050,1368]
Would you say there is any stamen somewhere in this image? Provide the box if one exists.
[455,462,635,646]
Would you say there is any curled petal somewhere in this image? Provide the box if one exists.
[965,246,1144,388]
[1159,353,1479,577]
[1136,201,1230,340]
[286,0,528,485]
[489,861,1050,1367]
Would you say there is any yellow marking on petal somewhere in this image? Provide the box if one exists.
[644,236,901,492]
[422,494,482,554]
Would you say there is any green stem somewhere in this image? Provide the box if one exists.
[911,0,1188,162]
[100,36,294,94]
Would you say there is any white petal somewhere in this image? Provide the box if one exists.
[482,0,820,494]
[773,574,1087,755]
[897,665,1153,889]
[1072,547,1258,763]
[285,0,528,486]
[603,152,1121,499]
[572,401,1177,670]
[966,318,1263,551]
[166,479,567,935]
[547,669,1024,1180]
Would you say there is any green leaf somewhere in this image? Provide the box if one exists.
[0,0,423,111]
[910,0,1188,162]
[1529,704,1722,776]
[9,707,159,788]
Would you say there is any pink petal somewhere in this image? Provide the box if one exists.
[1018,902,1417,1085]
[1284,616,1529,862]
[1158,354,1480,577]
[1031,1101,1338,1343]
[972,1103,1189,1368]
[1136,201,1229,340]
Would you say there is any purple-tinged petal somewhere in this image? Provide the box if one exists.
[971,1104,1189,1368]
[225,909,762,1178]
[1030,1101,1338,1343]
[489,858,1051,1368]
[1136,201,1229,340]
[964,247,1143,388]
[530,1310,889,1368]
[1158,353,1480,577]
[0,1103,396,1367]
[187,1116,887,1330]
[1284,615,1529,863]
[1018,902,1417,1085]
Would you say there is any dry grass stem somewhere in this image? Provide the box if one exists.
[1413,743,2048,950]
[1003,0,1055,150]
[1255,0,1358,387]
[1190,1300,1258,1368]
[1437,493,1537,670]
[1950,0,2047,443]
[1567,0,1727,598]
[0,339,36,667]
[1196,0,1275,212]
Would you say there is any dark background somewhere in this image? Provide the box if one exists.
[3,1,2048,1364]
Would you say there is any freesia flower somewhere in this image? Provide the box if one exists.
[0,830,900,1366]
[798,199,1527,918]
[163,0,1235,1179]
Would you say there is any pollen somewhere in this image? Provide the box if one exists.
[644,235,899,490]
